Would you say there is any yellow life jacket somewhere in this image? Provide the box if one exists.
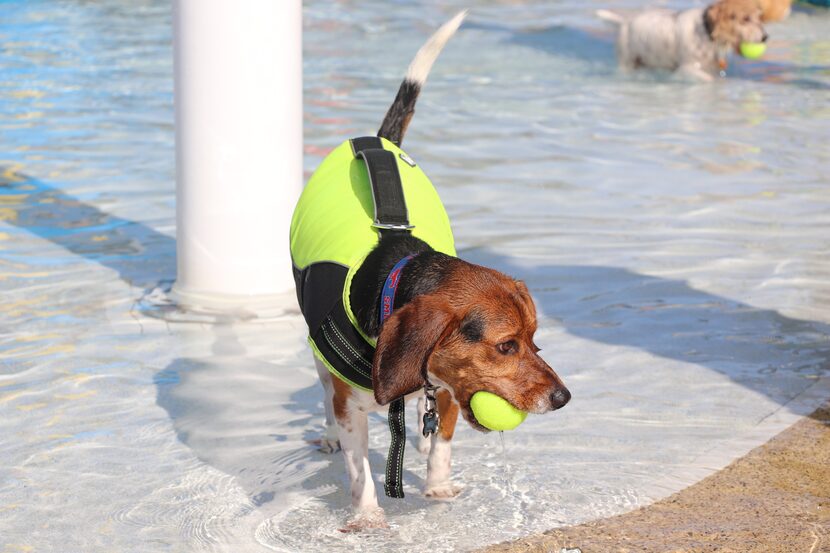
[290,137,456,390]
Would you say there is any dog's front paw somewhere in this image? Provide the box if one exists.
[340,508,389,533]
[318,436,341,454]
[306,437,341,453]
[424,482,462,499]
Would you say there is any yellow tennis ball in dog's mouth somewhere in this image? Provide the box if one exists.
[470,391,528,431]
[739,42,766,60]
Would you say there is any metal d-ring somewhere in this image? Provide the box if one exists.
[422,383,440,437]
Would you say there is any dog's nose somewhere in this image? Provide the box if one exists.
[549,388,571,410]
[761,32,769,42]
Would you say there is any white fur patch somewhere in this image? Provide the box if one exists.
[405,10,467,85]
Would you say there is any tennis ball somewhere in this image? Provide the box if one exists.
[739,42,766,59]
[470,391,528,431]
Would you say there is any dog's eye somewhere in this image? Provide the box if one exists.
[497,340,517,355]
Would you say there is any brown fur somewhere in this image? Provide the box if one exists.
[374,261,568,431]
[331,373,352,426]
[706,0,767,52]
[372,293,458,405]
[758,0,791,22]
[436,389,459,441]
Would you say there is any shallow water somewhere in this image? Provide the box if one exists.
[1,1,829,551]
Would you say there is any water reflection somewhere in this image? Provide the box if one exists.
[2,0,829,549]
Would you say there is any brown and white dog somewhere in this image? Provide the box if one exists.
[305,12,570,530]
[597,0,768,81]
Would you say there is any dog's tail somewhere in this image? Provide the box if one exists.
[377,10,467,145]
[596,9,626,25]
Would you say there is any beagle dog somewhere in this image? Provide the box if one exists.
[290,12,570,531]
[597,0,768,81]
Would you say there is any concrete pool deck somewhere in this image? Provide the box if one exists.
[2,1,829,551]
[486,401,830,553]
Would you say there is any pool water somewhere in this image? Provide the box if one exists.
[1,1,829,551]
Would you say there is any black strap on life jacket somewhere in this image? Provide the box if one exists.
[350,136,411,499]
[297,261,375,390]
[294,137,414,498]
[350,136,413,233]
[297,137,414,391]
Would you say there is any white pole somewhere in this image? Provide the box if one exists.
[172,0,302,314]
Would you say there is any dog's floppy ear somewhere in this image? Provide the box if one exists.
[372,294,457,405]
[703,3,719,39]
[513,280,537,320]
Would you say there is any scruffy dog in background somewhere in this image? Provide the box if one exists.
[598,0,768,81]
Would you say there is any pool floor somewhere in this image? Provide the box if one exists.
[1,1,829,551]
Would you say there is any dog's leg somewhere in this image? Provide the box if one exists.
[678,63,715,82]
[416,396,432,455]
[313,357,340,453]
[331,378,387,531]
[424,389,462,498]
[616,22,636,70]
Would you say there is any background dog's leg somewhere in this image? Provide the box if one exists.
[678,63,715,82]
[416,396,431,455]
[616,23,636,70]
[313,357,340,453]
[424,389,462,498]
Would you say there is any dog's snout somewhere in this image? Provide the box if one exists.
[549,388,571,410]
[761,32,769,43]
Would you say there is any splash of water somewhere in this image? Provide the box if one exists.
[499,430,515,496]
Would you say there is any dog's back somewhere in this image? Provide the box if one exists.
[598,7,715,73]
[622,10,681,69]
